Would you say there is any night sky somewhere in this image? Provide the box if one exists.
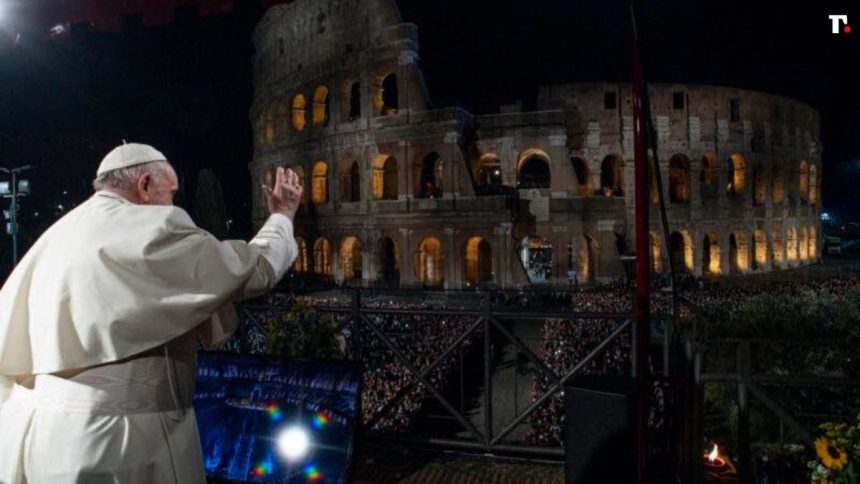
[0,0,858,272]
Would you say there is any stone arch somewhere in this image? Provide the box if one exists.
[311,161,329,205]
[293,237,308,273]
[415,152,443,198]
[477,153,503,187]
[464,237,493,285]
[380,73,398,115]
[809,164,819,204]
[729,230,748,274]
[799,160,810,202]
[787,227,798,262]
[669,154,690,203]
[313,237,332,275]
[377,236,400,284]
[753,229,767,270]
[340,236,363,282]
[771,162,785,204]
[799,227,809,260]
[650,231,663,274]
[752,163,766,206]
[727,153,745,195]
[520,235,553,283]
[808,226,818,260]
[700,153,718,202]
[372,155,399,200]
[517,149,551,189]
[339,158,362,202]
[312,85,330,126]
[771,230,785,268]
[416,237,444,286]
[669,230,694,273]
[703,232,721,275]
[292,93,307,131]
[600,154,624,196]
[570,157,590,196]
[577,235,599,283]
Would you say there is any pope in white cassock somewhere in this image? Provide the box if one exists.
[0,143,303,483]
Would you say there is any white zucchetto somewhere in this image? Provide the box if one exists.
[97,143,167,176]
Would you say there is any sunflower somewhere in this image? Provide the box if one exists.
[815,437,849,470]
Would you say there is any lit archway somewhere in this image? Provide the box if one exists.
[600,154,624,196]
[292,94,307,131]
[517,150,551,189]
[729,231,748,273]
[313,238,332,276]
[772,162,785,204]
[477,154,503,187]
[577,235,599,283]
[809,165,819,204]
[650,231,663,274]
[799,227,809,260]
[753,230,767,270]
[312,161,329,205]
[669,154,690,203]
[669,231,693,273]
[727,153,745,195]
[771,230,785,268]
[340,159,362,202]
[293,237,308,273]
[465,237,493,285]
[787,228,798,262]
[520,235,553,283]
[808,226,817,260]
[703,233,721,275]
[416,237,444,286]
[340,237,363,282]
[415,152,443,198]
[313,85,330,126]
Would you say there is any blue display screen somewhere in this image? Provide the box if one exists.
[194,353,360,483]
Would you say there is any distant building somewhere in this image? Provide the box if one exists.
[249,0,822,288]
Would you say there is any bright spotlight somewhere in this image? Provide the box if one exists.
[275,426,310,462]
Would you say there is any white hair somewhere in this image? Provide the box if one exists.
[92,161,169,192]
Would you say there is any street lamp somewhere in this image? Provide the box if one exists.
[1,165,34,266]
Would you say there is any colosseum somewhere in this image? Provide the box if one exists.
[249,0,822,289]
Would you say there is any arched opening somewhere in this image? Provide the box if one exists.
[517,155,551,189]
[809,165,819,204]
[772,163,785,204]
[771,230,785,268]
[571,157,590,196]
[340,237,363,282]
[799,160,810,202]
[416,237,444,286]
[312,85,330,126]
[669,154,690,203]
[787,228,798,262]
[340,159,362,202]
[416,152,443,198]
[700,153,718,202]
[799,227,809,261]
[312,161,328,205]
[372,155,399,200]
[703,233,721,275]
[727,153,745,195]
[477,154,503,187]
[348,81,361,120]
[465,237,493,285]
[577,235,599,283]
[600,155,624,196]
[753,229,767,270]
[808,226,817,260]
[670,231,693,273]
[313,238,332,276]
[729,231,748,274]
[292,94,307,131]
[650,231,663,274]
[381,74,398,115]
[293,237,308,273]
[520,235,552,283]
[752,164,766,206]
[377,237,400,284]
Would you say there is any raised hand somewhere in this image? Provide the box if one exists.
[261,167,303,220]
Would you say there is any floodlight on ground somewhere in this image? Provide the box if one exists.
[276,426,311,462]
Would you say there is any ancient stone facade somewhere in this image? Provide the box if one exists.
[249,0,822,289]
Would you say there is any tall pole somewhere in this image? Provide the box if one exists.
[629,1,651,482]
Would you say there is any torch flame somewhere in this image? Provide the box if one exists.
[708,444,719,462]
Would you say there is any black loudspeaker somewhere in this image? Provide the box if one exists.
[564,376,636,484]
